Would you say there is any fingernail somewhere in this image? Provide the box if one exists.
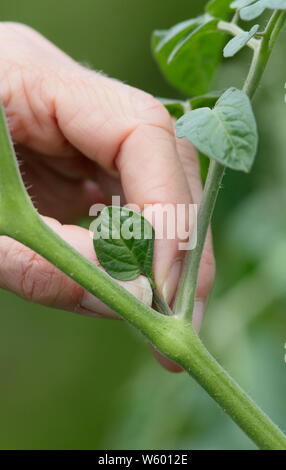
[192,300,205,333]
[162,260,182,304]
[78,275,153,319]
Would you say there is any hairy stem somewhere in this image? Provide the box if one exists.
[174,10,286,322]
[174,161,225,320]
[243,10,285,98]
[0,11,285,451]
[178,327,286,450]
[152,286,174,316]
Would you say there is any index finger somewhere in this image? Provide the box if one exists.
[51,70,193,294]
[116,109,192,294]
[55,75,192,295]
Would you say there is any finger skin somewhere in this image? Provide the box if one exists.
[0,217,153,317]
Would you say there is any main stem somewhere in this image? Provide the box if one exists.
[175,10,286,322]
[0,11,286,450]
[243,10,286,98]
[178,328,286,450]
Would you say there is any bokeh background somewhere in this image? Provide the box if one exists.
[0,0,285,450]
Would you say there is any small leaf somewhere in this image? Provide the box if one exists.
[240,0,286,21]
[206,0,234,18]
[158,98,188,119]
[223,24,259,57]
[93,206,155,282]
[188,92,224,183]
[240,0,266,20]
[176,87,258,173]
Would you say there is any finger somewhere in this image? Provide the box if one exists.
[0,216,153,317]
[176,138,216,332]
[54,77,193,296]
[117,117,192,296]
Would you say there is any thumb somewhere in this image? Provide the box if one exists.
[0,216,153,318]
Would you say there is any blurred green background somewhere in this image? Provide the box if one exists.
[0,0,285,450]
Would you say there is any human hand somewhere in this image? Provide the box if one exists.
[0,23,215,371]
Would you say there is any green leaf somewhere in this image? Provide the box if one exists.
[176,87,258,172]
[93,206,155,282]
[152,15,225,96]
[223,24,259,57]
[154,18,201,53]
[167,18,219,63]
[206,0,234,18]
[158,98,188,119]
[240,0,286,21]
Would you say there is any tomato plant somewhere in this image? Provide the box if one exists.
[0,0,286,449]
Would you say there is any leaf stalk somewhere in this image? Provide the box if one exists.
[175,10,286,323]
[218,20,260,52]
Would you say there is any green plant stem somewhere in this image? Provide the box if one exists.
[1,104,285,452]
[178,327,286,450]
[152,285,174,316]
[243,10,285,98]
[174,10,286,322]
[174,160,225,320]
[0,11,286,450]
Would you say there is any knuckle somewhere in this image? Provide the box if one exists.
[19,250,58,303]
[0,23,46,110]
[19,250,83,309]
[9,246,65,305]
[0,63,52,146]
[0,238,82,308]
